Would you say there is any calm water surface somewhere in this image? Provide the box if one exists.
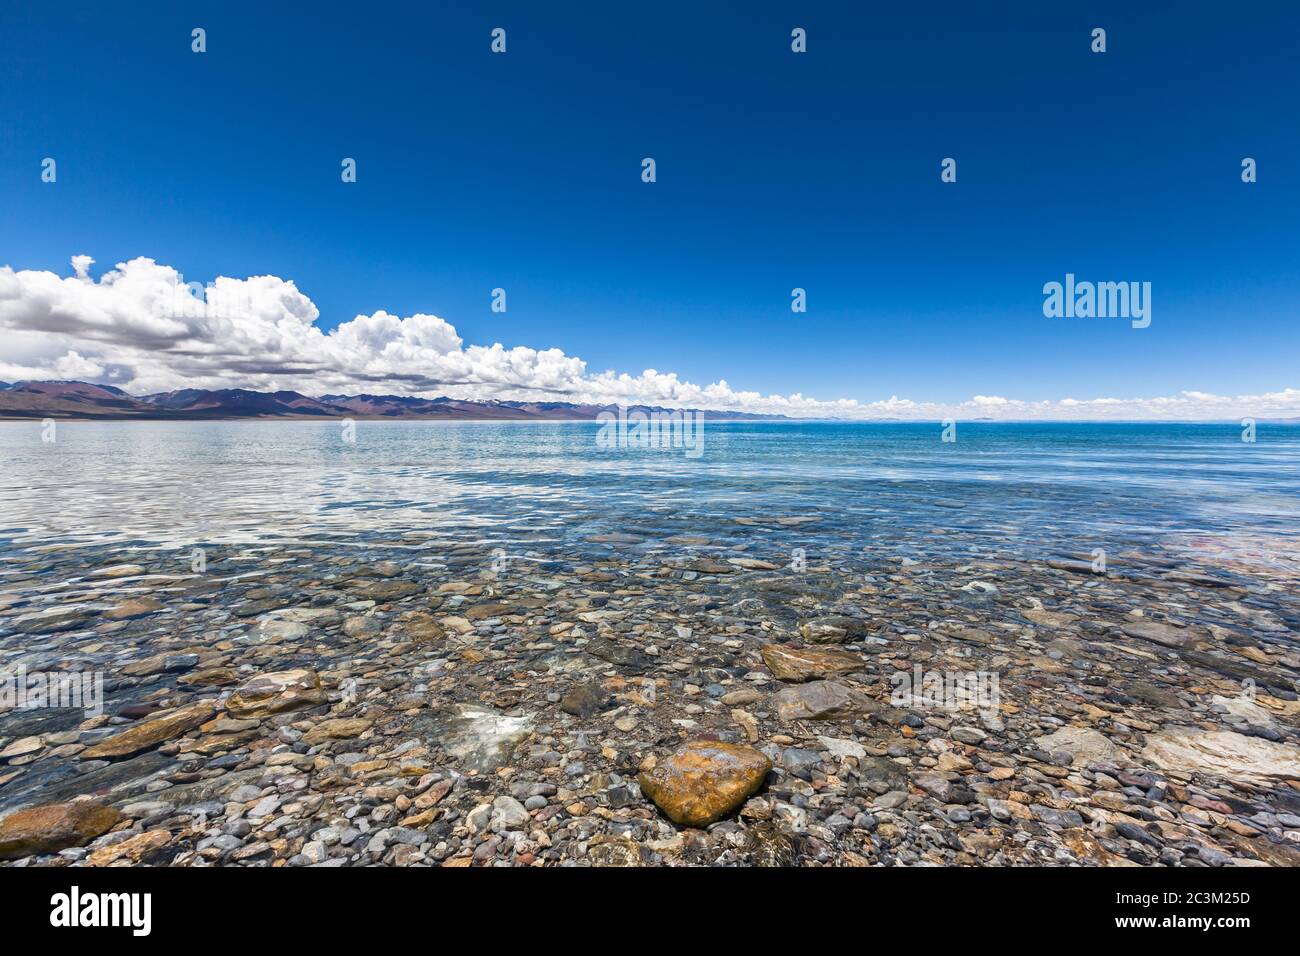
[1,421,1297,575]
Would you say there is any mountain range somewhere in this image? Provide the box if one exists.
[0,381,785,421]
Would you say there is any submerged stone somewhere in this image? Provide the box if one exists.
[225,669,326,718]
[761,643,861,682]
[639,740,771,827]
[0,799,122,859]
[420,703,535,773]
[773,680,878,720]
[1034,727,1121,767]
[1142,728,1300,786]
[80,699,219,759]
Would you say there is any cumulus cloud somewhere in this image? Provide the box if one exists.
[70,255,94,280]
[1,255,1297,421]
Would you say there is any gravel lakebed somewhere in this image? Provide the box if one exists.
[2,523,1299,867]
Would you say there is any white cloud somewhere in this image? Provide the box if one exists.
[0,255,1297,421]
[51,349,105,380]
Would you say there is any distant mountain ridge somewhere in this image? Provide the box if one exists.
[0,381,786,421]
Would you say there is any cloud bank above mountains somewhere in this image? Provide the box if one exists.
[1,255,1296,420]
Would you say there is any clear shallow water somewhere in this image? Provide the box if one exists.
[0,420,1297,576]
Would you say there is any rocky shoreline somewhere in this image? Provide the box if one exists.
[2,532,1298,867]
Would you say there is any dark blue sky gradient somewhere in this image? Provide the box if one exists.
[1,1,1296,404]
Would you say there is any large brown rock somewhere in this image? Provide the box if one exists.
[302,717,373,745]
[761,644,861,682]
[0,800,122,859]
[797,616,870,644]
[179,667,240,687]
[773,680,878,720]
[1142,728,1300,786]
[348,579,420,602]
[103,597,165,621]
[639,740,771,827]
[391,610,445,643]
[1034,726,1121,767]
[1121,621,1204,649]
[80,699,218,759]
[85,829,172,866]
[225,668,326,718]
[463,602,515,621]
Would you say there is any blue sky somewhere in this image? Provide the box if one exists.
[1,1,1297,415]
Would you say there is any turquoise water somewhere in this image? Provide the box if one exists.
[0,420,1297,575]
